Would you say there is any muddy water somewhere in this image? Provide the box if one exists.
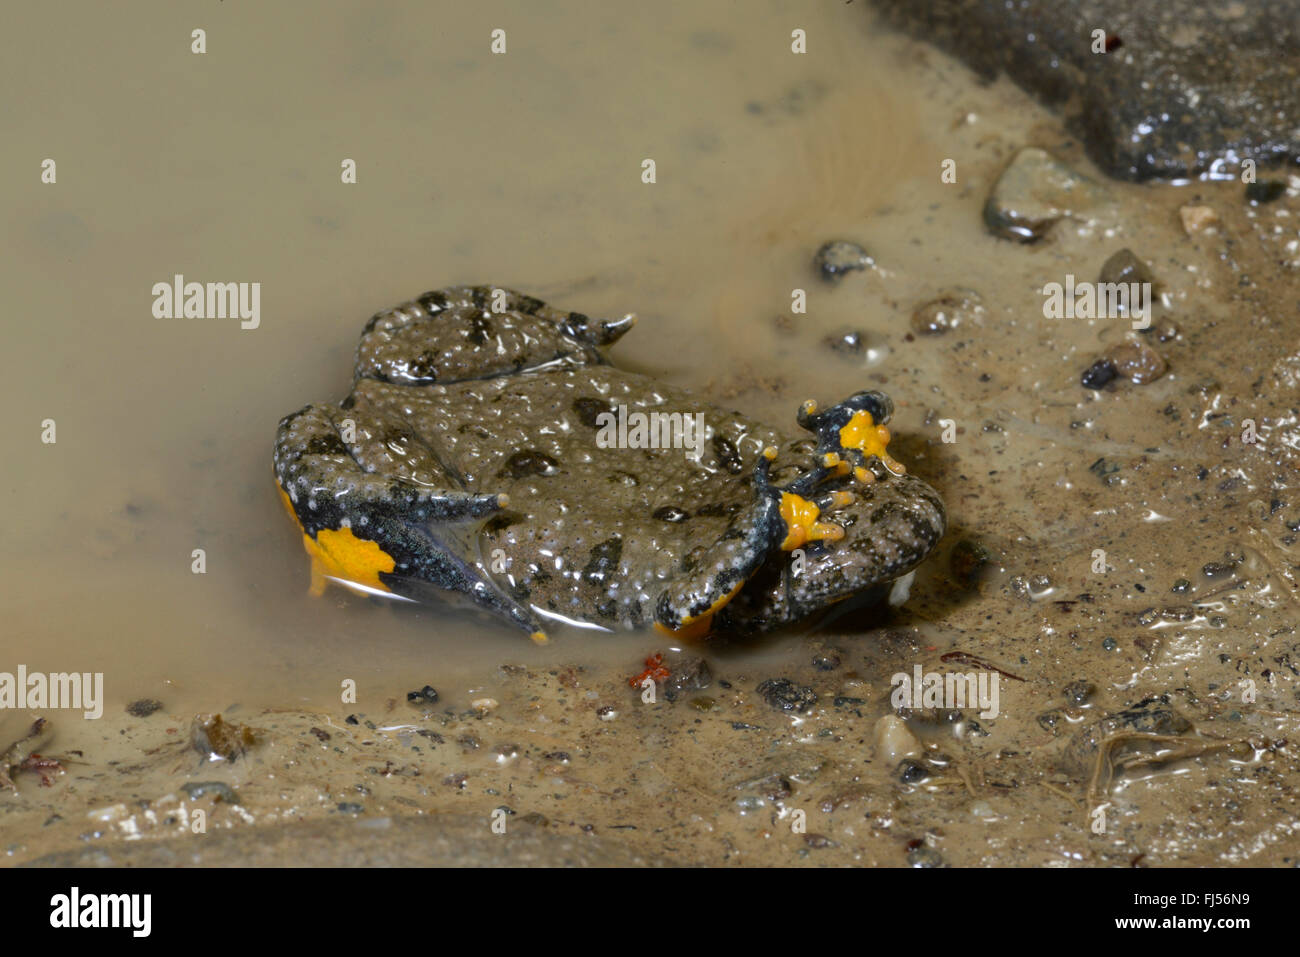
[2,1,994,710]
[4,3,1299,867]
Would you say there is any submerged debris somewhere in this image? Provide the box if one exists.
[0,717,58,789]
[191,713,259,762]
[181,781,241,804]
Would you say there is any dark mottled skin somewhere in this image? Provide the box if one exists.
[274,286,946,637]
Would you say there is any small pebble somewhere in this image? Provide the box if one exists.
[906,845,943,867]
[1179,204,1219,235]
[1099,248,1154,289]
[823,328,866,355]
[1063,680,1095,705]
[812,654,841,671]
[1081,358,1117,390]
[406,685,439,705]
[910,289,983,336]
[126,698,163,718]
[897,759,929,784]
[1245,181,1286,204]
[755,678,818,713]
[813,240,872,281]
[874,715,922,765]
[1106,338,1167,384]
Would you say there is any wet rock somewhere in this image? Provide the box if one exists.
[663,656,711,701]
[897,759,929,784]
[1151,321,1180,343]
[406,685,439,706]
[874,715,922,765]
[983,147,1108,242]
[822,328,866,355]
[906,844,943,868]
[1106,339,1167,384]
[872,1,1300,181]
[1080,358,1118,390]
[1245,181,1287,205]
[756,678,818,713]
[1202,560,1238,580]
[1037,710,1062,733]
[1099,248,1155,291]
[1179,204,1219,236]
[812,653,841,672]
[813,240,872,281]
[1171,578,1192,594]
[910,289,984,335]
[125,698,163,718]
[190,714,259,762]
[1063,680,1095,706]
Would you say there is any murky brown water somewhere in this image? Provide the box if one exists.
[4,2,1298,867]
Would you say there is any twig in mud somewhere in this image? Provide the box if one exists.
[1037,780,1082,811]
[1086,732,1249,807]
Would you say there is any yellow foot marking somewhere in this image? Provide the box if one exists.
[278,485,396,595]
[779,492,845,550]
[839,410,906,478]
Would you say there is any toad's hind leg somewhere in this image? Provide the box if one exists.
[274,403,549,642]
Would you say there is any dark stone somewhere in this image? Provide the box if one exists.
[812,654,841,671]
[756,678,819,713]
[125,698,163,718]
[872,0,1300,181]
[897,759,929,784]
[1062,680,1095,705]
[407,685,439,705]
[1099,249,1154,289]
[1081,358,1117,390]
[813,240,872,281]
[1245,180,1287,204]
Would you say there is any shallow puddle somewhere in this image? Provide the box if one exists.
[3,2,1298,867]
